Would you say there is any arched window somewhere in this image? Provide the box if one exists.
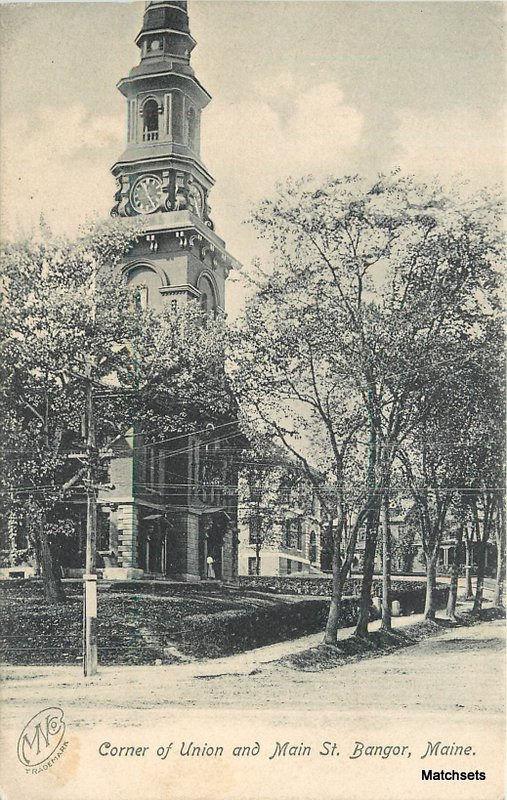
[125,265,161,311]
[143,99,159,142]
[198,275,217,315]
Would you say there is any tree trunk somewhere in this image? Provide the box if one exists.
[472,539,487,613]
[323,518,343,645]
[424,551,438,621]
[29,524,42,577]
[355,510,379,638]
[446,524,464,621]
[230,523,239,584]
[38,518,66,604]
[381,492,391,631]
[464,534,474,599]
[323,582,343,645]
[355,413,379,639]
[493,547,505,607]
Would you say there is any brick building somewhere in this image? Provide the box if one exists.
[237,457,324,576]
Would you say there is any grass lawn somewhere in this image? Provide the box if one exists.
[0,579,329,665]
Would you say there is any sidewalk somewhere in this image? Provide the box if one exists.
[2,603,472,686]
[189,609,429,676]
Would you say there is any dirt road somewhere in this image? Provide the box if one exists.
[1,614,504,800]
[1,614,504,728]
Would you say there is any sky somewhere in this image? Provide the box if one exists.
[0,1,504,315]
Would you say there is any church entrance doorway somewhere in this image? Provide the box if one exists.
[206,516,224,580]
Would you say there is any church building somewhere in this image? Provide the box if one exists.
[99,0,241,582]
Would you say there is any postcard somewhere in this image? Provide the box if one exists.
[0,2,505,799]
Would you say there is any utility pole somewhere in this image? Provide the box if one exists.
[67,367,116,676]
[83,363,98,677]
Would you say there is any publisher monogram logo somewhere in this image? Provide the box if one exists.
[17,707,66,768]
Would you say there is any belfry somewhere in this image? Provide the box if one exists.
[102,1,240,582]
[111,0,238,312]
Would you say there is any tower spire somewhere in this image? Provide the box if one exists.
[137,1,193,64]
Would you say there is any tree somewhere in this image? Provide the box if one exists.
[399,322,504,620]
[237,444,291,575]
[0,220,235,602]
[468,331,504,614]
[493,500,505,607]
[391,510,420,573]
[445,504,467,622]
[230,293,368,643]
[1,220,145,599]
[399,448,453,621]
[232,171,502,638]
[463,521,476,599]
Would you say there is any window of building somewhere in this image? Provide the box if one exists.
[171,92,183,142]
[248,556,258,575]
[311,491,319,516]
[279,477,291,505]
[249,518,260,545]
[97,511,110,552]
[198,275,217,314]
[284,519,291,547]
[145,446,157,488]
[309,532,317,564]
[142,98,159,142]
[286,559,292,574]
[297,561,303,572]
[296,519,302,550]
[250,485,262,503]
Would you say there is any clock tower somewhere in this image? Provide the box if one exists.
[111,0,238,311]
[104,1,240,582]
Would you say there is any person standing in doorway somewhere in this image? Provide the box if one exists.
[206,555,215,579]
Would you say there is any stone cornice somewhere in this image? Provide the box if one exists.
[139,210,241,272]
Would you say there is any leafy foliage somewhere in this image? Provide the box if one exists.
[231,171,504,631]
[0,220,235,595]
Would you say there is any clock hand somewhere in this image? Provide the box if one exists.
[140,187,156,210]
[139,186,150,205]
[150,189,162,210]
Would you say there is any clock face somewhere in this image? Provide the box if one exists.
[131,175,163,215]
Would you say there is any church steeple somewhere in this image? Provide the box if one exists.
[111,0,213,223]
[105,1,241,584]
[110,0,239,320]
